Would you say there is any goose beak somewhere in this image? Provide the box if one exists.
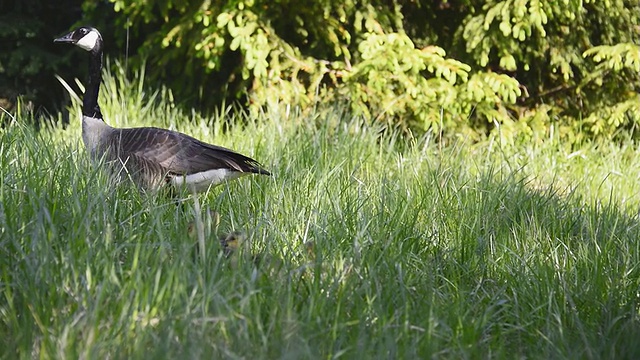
[54,31,76,44]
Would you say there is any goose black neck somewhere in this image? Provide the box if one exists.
[84,42,103,119]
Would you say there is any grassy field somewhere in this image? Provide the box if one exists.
[2,72,640,358]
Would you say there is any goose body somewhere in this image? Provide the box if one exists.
[55,26,270,193]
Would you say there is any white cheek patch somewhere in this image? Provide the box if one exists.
[76,31,100,51]
[170,169,246,192]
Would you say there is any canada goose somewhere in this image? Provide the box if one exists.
[54,26,270,193]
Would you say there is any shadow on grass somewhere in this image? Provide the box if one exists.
[313,159,640,359]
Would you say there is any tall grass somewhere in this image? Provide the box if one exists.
[1,67,640,358]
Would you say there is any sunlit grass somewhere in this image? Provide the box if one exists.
[2,67,640,358]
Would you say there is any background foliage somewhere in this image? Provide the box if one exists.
[2,0,639,141]
[0,0,84,114]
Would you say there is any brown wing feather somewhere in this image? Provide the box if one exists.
[109,127,270,176]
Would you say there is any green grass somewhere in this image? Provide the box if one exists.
[2,71,640,358]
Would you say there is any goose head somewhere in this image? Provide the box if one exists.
[54,26,103,53]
